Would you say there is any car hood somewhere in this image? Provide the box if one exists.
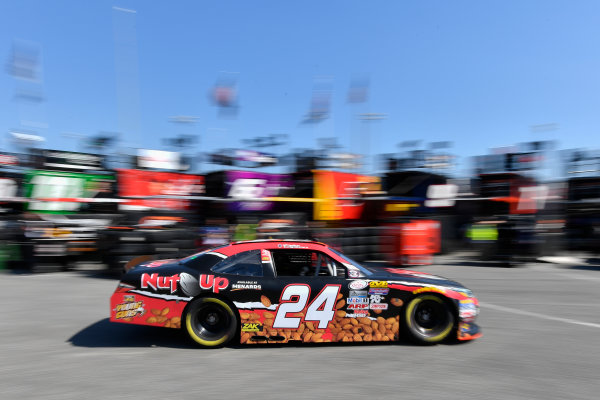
[364,266,467,290]
[135,259,179,269]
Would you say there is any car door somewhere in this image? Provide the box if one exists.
[259,248,347,342]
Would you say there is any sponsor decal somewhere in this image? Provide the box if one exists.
[241,322,263,332]
[261,249,271,262]
[199,274,229,293]
[141,273,180,294]
[346,310,370,317]
[349,290,368,297]
[369,281,388,288]
[459,322,471,332]
[348,270,360,278]
[232,281,262,290]
[349,280,368,290]
[276,243,308,249]
[369,303,388,310]
[347,303,369,310]
[347,297,369,304]
[369,294,384,304]
[413,287,446,295]
[368,288,389,295]
[114,296,145,319]
[459,299,477,320]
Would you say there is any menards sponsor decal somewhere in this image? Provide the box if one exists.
[232,281,262,290]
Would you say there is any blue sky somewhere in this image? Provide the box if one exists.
[1,1,599,176]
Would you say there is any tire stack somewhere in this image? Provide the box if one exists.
[99,228,199,273]
[376,226,397,264]
[310,228,342,250]
[0,218,23,270]
[314,227,386,263]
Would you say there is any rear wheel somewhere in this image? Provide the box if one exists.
[404,294,454,344]
[185,297,238,347]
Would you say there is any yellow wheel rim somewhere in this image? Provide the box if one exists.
[185,298,236,346]
[405,294,453,343]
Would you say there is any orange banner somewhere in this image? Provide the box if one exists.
[313,170,380,220]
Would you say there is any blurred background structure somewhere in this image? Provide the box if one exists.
[0,1,599,272]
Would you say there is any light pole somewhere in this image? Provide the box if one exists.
[358,113,387,174]
[166,116,199,172]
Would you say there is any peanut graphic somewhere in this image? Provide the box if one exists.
[391,298,403,307]
[260,296,272,308]
[239,309,401,344]
[146,307,180,328]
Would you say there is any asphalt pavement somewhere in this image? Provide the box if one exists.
[1,256,599,400]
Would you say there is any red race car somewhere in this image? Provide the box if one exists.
[110,239,480,347]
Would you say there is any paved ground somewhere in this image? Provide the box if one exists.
[1,257,599,400]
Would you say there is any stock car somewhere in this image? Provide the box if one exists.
[110,239,481,347]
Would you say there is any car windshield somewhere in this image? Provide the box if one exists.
[328,248,373,276]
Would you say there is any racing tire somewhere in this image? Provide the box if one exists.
[404,294,455,344]
[185,297,238,348]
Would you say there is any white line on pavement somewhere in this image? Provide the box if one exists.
[550,271,600,283]
[479,301,600,329]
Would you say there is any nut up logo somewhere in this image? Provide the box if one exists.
[199,274,229,293]
[141,273,180,293]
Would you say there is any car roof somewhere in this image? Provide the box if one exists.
[213,239,329,257]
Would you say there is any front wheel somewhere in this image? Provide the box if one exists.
[185,297,238,347]
[404,294,455,344]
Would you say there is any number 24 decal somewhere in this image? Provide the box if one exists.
[273,284,341,329]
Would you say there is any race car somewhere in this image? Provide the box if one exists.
[110,239,481,347]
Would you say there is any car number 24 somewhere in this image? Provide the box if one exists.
[272,284,341,329]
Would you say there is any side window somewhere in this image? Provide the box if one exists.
[211,250,263,277]
[334,260,347,278]
[272,250,346,277]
